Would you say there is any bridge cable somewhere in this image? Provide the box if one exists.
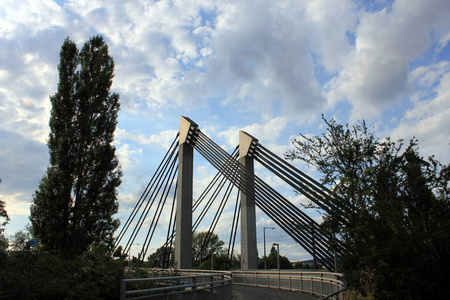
[192,149,240,266]
[228,190,240,262]
[192,130,340,270]
[255,144,354,225]
[194,178,236,266]
[123,141,179,255]
[139,154,179,263]
[113,132,179,251]
[161,180,177,268]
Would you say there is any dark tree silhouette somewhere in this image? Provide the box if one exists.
[30,36,122,257]
[286,116,450,299]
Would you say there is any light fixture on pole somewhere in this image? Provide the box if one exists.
[263,227,275,269]
[272,243,280,271]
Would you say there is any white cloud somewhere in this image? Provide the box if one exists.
[1,0,449,260]
[201,0,346,124]
[115,128,178,148]
[0,191,30,216]
[409,61,450,89]
[392,70,450,162]
[218,116,288,150]
[305,0,357,73]
[327,0,450,118]
[116,143,143,172]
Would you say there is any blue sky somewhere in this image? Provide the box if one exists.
[1,0,449,261]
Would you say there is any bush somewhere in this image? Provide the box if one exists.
[0,247,125,300]
[344,289,375,300]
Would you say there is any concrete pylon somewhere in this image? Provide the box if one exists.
[175,116,198,269]
[239,131,258,270]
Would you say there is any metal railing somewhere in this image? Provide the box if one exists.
[121,270,232,300]
[232,270,345,300]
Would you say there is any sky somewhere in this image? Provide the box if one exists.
[0,0,449,262]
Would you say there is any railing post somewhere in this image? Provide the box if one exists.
[210,275,214,300]
[320,273,324,297]
[278,271,280,290]
[120,280,126,300]
[192,276,197,300]
[300,274,303,293]
[221,274,224,300]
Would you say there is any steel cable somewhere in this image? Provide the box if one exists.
[114,133,179,250]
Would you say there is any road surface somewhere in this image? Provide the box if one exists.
[232,285,318,299]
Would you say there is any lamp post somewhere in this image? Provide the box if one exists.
[272,243,280,271]
[211,247,214,270]
[263,227,275,269]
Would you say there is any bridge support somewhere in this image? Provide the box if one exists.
[239,131,258,270]
[175,116,197,269]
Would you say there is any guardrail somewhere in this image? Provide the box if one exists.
[121,270,232,300]
[232,270,345,300]
[121,269,344,300]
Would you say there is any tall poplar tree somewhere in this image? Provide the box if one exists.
[30,36,122,257]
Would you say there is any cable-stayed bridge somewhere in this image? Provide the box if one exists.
[114,116,352,272]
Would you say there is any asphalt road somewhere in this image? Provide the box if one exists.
[232,285,319,299]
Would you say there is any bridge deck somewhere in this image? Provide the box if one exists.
[232,284,318,299]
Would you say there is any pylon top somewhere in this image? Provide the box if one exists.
[179,116,198,145]
[239,131,258,159]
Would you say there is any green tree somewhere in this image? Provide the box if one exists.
[197,252,235,270]
[0,179,9,235]
[192,231,225,266]
[286,116,450,299]
[30,36,122,257]
[0,247,125,299]
[258,246,293,269]
[9,229,32,251]
[147,245,175,268]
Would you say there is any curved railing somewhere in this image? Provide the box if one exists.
[232,270,345,299]
[120,269,344,300]
[120,269,232,300]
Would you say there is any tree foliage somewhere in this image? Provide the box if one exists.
[192,231,240,270]
[30,36,122,257]
[286,116,450,299]
[146,245,175,268]
[0,179,9,234]
[258,246,293,269]
[192,231,225,265]
[144,231,237,270]
[9,229,32,251]
[0,245,125,300]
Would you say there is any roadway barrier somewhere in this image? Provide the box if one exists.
[120,270,232,300]
[120,269,344,300]
[232,270,345,300]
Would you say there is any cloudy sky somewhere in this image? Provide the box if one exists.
[1,0,449,261]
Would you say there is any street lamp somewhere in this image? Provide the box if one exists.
[272,243,280,271]
[263,227,275,269]
[211,247,214,270]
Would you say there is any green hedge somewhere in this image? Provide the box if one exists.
[0,248,125,300]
